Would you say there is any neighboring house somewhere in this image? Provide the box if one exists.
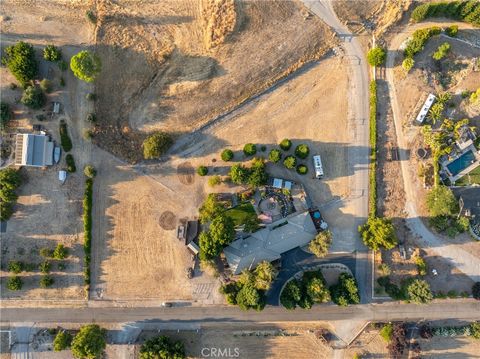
[224,210,320,274]
[14,133,54,167]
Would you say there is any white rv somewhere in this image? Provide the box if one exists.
[313,155,324,179]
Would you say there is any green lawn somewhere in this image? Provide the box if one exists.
[455,165,480,186]
[225,202,257,227]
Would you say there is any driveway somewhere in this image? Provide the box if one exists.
[266,249,356,305]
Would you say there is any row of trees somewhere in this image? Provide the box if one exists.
[411,0,480,26]
[0,168,22,221]
[220,261,277,311]
[229,157,268,187]
[280,269,331,309]
[54,324,106,358]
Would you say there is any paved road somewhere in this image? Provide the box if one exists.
[2,301,480,324]
[302,0,371,302]
[385,22,480,282]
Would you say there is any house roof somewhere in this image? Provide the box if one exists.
[15,134,53,167]
[224,211,317,274]
[453,187,480,218]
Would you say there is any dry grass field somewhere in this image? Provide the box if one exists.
[418,335,480,358]
[92,0,335,162]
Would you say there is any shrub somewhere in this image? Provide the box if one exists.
[54,331,72,351]
[66,154,76,173]
[58,60,68,71]
[39,247,53,258]
[229,164,250,185]
[269,149,282,163]
[40,274,54,288]
[432,42,451,60]
[330,273,360,306]
[8,260,23,274]
[379,263,391,276]
[236,282,264,311]
[279,138,292,151]
[86,93,96,101]
[309,230,332,258]
[85,10,97,24]
[429,215,449,232]
[283,155,296,169]
[404,27,441,58]
[402,57,415,72]
[86,113,96,123]
[243,143,257,156]
[473,282,480,300]
[248,158,268,187]
[295,144,310,159]
[1,102,12,128]
[70,50,101,83]
[7,276,23,291]
[359,217,397,251]
[53,244,69,260]
[254,261,278,291]
[405,278,432,304]
[71,324,106,359]
[446,25,459,37]
[21,86,46,109]
[43,45,62,62]
[83,165,96,178]
[367,47,386,66]
[380,323,394,342]
[416,257,427,276]
[2,41,38,86]
[296,164,308,175]
[280,279,302,310]
[39,78,52,93]
[197,166,208,176]
[39,260,51,274]
[59,120,72,152]
[221,149,234,161]
[140,335,185,359]
[143,131,173,159]
[199,194,224,223]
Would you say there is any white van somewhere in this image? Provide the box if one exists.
[313,155,324,179]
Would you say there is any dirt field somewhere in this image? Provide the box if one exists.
[92,0,335,162]
[418,335,480,358]
[345,324,389,359]
[138,328,333,359]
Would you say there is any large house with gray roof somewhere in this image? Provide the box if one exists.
[14,133,54,167]
[224,210,323,274]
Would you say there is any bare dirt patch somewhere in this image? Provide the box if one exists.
[138,327,333,359]
[159,210,177,231]
[418,334,480,358]
[177,161,195,185]
[92,0,335,162]
[345,324,388,359]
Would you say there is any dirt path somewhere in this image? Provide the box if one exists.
[385,21,480,283]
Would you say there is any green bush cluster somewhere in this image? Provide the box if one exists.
[140,335,185,359]
[411,1,480,26]
[39,260,51,273]
[2,41,38,87]
[269,149,282,163]
[40,274,54,288]
[229,158,268,187]
[279,138,292,151]
[330,272,360,306]
[446,25,459,37]
[21,85,46,109]
[380,323,394,342]
[243,143,257,156]
[83,178,93,289]
[221,149,234,161]
[296,164,308,175]
[43,45,62,62]
[416,257,428,276]
[295,144,310,159]
[367,46,386,66]
[8,260,23,274]
[66,154,76,173]
[83,165,96,179]
[59,120,72,152]
[53,244,69,260]
[377,276,432,303]
[359,216,398,251]
[0,168,22,221]
[142,131,173,159]
[404,27,441,59]
[432,42,451,60]
[71,324,106,359]
[197,166,208,176]
[283,155,296,169]
[70,50,102,83]
[280,269,331,310]
[7,276,23,291]
[53,331,73,352]
[369,81,377,217]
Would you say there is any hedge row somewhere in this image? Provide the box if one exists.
[369,80,377,217]
[404,27,441,59]
[59,120,72,152]
[83,178,93,292]
[411,1,480,26]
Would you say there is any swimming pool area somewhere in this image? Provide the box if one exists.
[446,150,476,177]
